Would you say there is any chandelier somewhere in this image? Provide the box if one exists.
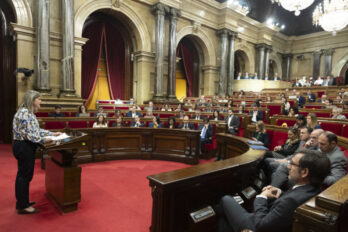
[313,0,348,36]
[271,0,315,16]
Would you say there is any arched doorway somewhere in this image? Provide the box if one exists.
[0,1,16,143]
[176,36,201,99]
[234,50,250,76]
[81,12,133,109]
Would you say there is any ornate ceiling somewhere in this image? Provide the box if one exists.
[216,0,324,36]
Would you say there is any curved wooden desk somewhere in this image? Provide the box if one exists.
[232,79,292,92]
[147,134,265,232]
[70,128,200,165]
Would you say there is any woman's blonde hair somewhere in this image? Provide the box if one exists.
[19,90,41,112]
[307,113,317,129]
[256,120,266,133]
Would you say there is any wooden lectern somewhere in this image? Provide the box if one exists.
[42,131,88,213]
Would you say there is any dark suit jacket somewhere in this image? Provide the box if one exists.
[225,115,240,131]
[307,94,316,103]
[126,111,142,118]
[249,110,263,122]
[179,123,194,130]
[130,121,144,127]
[253,132,270,147]
[49,112,66,117]
[252,184,320,232]
[198,124,214,142]
[297,96,306,108]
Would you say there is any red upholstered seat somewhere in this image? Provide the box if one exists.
[160,113,174,118]
[45,121,66,130]
[202,124,217,157]
[108,113,114,117]
[300,112,309,116]
[35,112,49,117]
[62,112,71,117]
[70,112,77,117]
[98,100,111,104]
[276,119,296,127]
[320,122,343,136]
[288,100,295,107]
[116,106,129,110]
[342,125,348,138]
[269,130,288,151]
[316,113,330,118]
[268,105,281,116]
[145,121,150,127]
[108,120,115,127]
[317,91,325,98]
[102,106,114,110]
[68,121,88,129]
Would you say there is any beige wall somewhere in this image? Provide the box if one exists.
[10,0,348,105]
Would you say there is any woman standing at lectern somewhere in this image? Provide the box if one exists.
[12,90,61,214]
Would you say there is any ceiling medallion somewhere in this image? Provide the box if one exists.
[313,0,348,36]
[271,0,315,16]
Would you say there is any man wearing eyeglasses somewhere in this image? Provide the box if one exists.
[217,149,330,232]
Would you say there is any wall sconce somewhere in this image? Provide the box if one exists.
[15,68,34,80]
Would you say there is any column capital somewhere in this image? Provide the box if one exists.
[324,48,335,56]
[282,53,293,59]
[169,7,181,20]
[255,43,268,50]
[152,2,169,16]
[228,31,238,39]
[217,29,230,38]
[312,50,323,56]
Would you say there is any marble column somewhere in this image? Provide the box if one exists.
[282,53,293,81]
[264,45,272,79]
[167,8,181,103]
[35,0,51,95]
[226,31,237,96]
[60,0,76,97]
[312,51,322,78]
[324,49,334,76]
[217,29,229,96]
[151,3,169,102]
[255,44,266,80]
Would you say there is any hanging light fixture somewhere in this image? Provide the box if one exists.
[313,0,348,36]
[271,0,315,16]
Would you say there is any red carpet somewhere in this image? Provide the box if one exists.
[0,144,211,231]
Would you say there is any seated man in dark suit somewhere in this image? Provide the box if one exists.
[130,115,144,128]
[179,116,194,130]
[271,131,347,190]
[50,105,65,117]
[307,90,316,103]
[217,149,331,232]
[249,105,263,123]
[225,109,240,135]
[126,105,142,118]
[295,92,306,108]
[198,117,214,149]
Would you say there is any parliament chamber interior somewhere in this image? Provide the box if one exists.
[0,0,348,231]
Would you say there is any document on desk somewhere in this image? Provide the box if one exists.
[45,133,70,141]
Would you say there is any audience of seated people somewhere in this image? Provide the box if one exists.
[50,105,65,117]
[216,149,331,232]
[251,121,269,147]
[93,114,108,128]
